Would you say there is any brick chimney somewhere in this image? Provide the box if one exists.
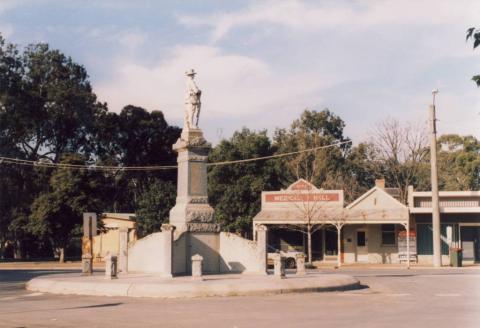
[375,179,385,189]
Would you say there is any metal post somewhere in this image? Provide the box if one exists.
[429,102,442,267]
[406,221,410,269]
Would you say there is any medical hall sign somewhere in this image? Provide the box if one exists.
[265,193,339,203]
[264,179,342,203]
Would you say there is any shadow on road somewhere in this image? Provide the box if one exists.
[67,302,123,309]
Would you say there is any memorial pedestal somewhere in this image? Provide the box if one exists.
[169,128,219,234]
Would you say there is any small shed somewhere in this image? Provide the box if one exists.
[92,213,136,261]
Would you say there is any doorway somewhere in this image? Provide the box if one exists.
[460,226,480,262]
[324,228,338,256]
[356,229,368,262]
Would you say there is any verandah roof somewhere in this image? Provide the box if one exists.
[253,207,409,225]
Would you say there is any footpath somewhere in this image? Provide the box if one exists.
[26,271,361,298]
[0,261,103,270]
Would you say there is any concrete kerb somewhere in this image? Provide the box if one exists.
[26,272,361,299]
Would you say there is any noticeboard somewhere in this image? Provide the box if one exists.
[398,230,417,262]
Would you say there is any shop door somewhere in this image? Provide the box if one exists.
[356,230,368,262]
[461,226,480,262]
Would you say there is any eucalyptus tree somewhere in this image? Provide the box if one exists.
[437,134,480,190]
[273,109,351,188]
[29,155,104,262]
[208,128,280,236]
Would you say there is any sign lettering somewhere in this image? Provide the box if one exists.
[265,193,339,203]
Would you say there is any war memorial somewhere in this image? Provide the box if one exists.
[26,70,360,298]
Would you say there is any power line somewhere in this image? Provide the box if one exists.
[207,140,352,167]
[0,140,352,172]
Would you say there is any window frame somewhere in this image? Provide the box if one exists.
[381,224,397,246]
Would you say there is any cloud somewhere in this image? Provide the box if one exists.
[76,25,147,50]
[0,0,22,15]
[117,31,146,49]
[94,44,334,126]
[0,24,13,38]
[0,0,23,38]
[179,0,480,43]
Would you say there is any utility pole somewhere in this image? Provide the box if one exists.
[430,89,442,267]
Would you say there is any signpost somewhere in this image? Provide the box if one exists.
[82,212,97,275]
[398,230,417,263]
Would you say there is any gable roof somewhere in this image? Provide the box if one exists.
[286,179,318,191]
[347,186,407,210]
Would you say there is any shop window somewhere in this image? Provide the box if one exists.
[417,224,457,255]
[381,224,396,246]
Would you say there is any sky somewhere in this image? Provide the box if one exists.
[1,0,480,144]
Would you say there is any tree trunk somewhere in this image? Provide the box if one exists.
[58,247,65,263]
[13,240,22,260]
[307,225,312,265]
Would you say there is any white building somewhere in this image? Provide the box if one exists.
[253,179,480,265]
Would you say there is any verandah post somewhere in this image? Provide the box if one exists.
[336,224,343,268]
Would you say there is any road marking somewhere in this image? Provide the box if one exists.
[434,293,461,297]
[389,293,410,297]
[0,296,22,301]
[0,292,44,301]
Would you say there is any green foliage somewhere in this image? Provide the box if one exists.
[0,35,180,258]
[273,109,350,187]
[466,27,480,86]
[135,180,176,238]
[472,75,480,87]
[29,155,103,260]
[1,40,107,162]
[437,135,480,190]
[94,105,180,213]
[0,35,107,258]
[208,128,280,235]
[324,142,378,202]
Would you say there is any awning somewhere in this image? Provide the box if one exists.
[253,207,409,225]
[253,208,344,224]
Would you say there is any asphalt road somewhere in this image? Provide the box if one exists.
[0,268,479,328]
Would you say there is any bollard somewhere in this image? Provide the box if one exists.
[295,253,306,276]
[191,254,203,281]
[118,227,128,274]
[105,253,118,280]
[82,254,93,276]
[273,254,286,279]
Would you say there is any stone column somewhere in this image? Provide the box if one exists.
[256,224,268,274]
[191,254,203,281]
[105,253,118,279]
[168,128,218,234]
[81,213,97,275]
[118,227,128,274]
[161,224,175,277]
[296,253,306,275]
[273,254,286,279]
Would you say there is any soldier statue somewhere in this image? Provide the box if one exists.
[184,69,201,129]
